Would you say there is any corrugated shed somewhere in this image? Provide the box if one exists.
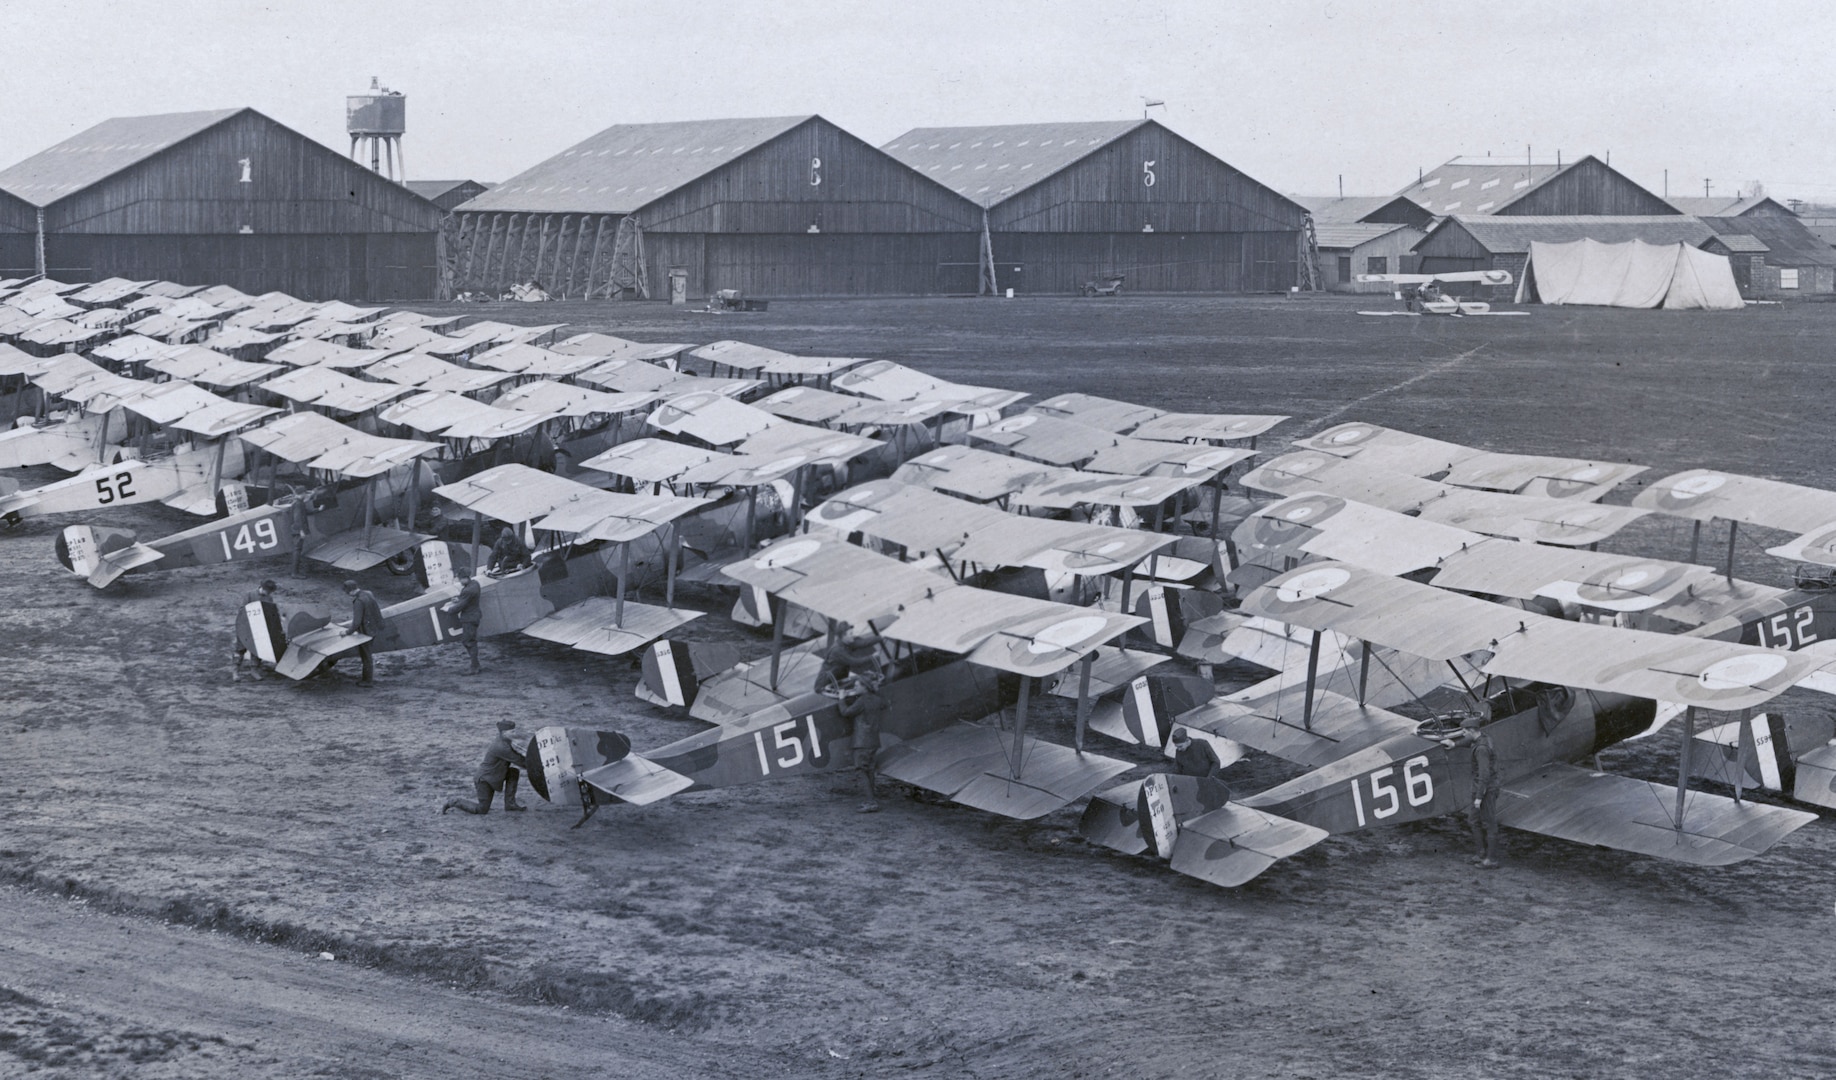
[1431,215,1715,254]
[1401,155,1671,218]
[1706,234,1770,253]
[1314,222,1411,249]
[0,110,241,206]
[1701,215,1836,266]
[1292,195,1433,230]
[407,179,491,212]
[1667,195,1775,217]
[880,121,1143,208]
[456,116,812,214]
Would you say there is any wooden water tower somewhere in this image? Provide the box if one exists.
[347,77,407,181]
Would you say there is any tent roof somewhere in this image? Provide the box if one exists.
[881,120,1145,208]
[1437,215,1715,254]
[455,116,813,215]
[0,109,243,206]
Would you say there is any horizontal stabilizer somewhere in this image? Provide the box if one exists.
[578,753,695,805]
[684,641,828,725]
[877,722,1132,820]
[1047,646,1169,699]
[307,527,426,571]
[522,597,704,656]
[0,490,39,516]
[275,625,369,680]
[1499,763,1818,867]
[159,485,220,517]
[1079,774,1236,856]
[88,543,166,587]
[1169,804,1330,888]
[1792,743,1836,811]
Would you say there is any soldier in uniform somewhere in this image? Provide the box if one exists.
[486,526,532,575]
[232,579,281,682]
[1170,727,1223,779]
[442,575,484,675]
[1443,712,1502,867]
[441,719,527,814]
[838,671,887,813]
[340,579,384,687]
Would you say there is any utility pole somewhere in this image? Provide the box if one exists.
[1704,179,1712,198]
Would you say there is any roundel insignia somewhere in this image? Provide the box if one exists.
[1125,484,1157,498]
[1697,653,1790,691]
[1574,562,1687,605]
[1095,539,1128,555]
[848,360,894,378]
[1279,453,1327,476]
[1318,424,1377,447]
[917,450,954,466]
[1274,566,1351,603]
[1045,397,1074,409]
[1648,472,1728,511]
[1564,465,1607,482]
[991,414,1037,433]
[818,440,854,456]
[755,538,822,569]
[1793,527,1836,563]
[1026,615,1111,655]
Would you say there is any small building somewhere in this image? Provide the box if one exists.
[0,108,442,299]
[448,115,982,299]
[1414,215,1715,297]
[1699,215,1836,298]
[883,120,1307,294]
[1295,194,1434,231]
[0,188,33,278]
[407,179,491,213]
[1399,155,1676,218]
[1314,222,1424,291]
[1666,194,1795,218]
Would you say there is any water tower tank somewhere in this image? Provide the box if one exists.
[346,84,406,136]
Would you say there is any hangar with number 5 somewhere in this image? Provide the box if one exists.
[881,119,1309,294]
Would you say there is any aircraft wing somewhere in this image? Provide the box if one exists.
[492,380,658,418]
[1291,422,1479,474]
[1233,492,1479,577]
[1417,489,1648,547]
[1029,392,1164,433]
[831,359,1027,411]
[1354,270,1512,286]
[954,515,1174,576]
[876,721,1133,820]
[522,597,704,657]
[579,437,719,484]
[305,526,426,570]
[1430,541,1724,613]
[1764,524,1836,569]
[578,753,697,806]
[274,624,371,680]
[647,390,781,446]
[1498,763,1817,866]
[1239,451,1444,512]
[261,366,412,414]
[689,339,791,372]
[1247,562,1836,711]
[1127,412,1288,444]
[891,444,1072,502]
[1182,690,1423,770]
[1083,440,1253,481]
[755,385,867,425]
[969,413,1120,466]
[721,536,941,628]
[533,489,707,543]
[433,464,598,524]
[760,354,868,378]
[1441,454,1646,501]
[1634,469,1836,533]
[1010,472,1202,510]
[1046,646,1169,699]
[737,421,882,466]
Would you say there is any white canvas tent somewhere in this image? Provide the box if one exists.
[1517,239,1743,310]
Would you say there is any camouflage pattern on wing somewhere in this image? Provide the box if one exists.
[877,721,1133,820]
[260,366,412,414]
[433,464,598,524]
[1083,440,1253,481]
[1232,492,1479,577]
[1292,422,1478,474]
[532,488,707,543]
[1239,451,1444,511]
[689,339,793,372]
[1430,540,1724,613]
[1168,804,1331,888]
[1010,472,1201,510]
[1416,488,1648,547]
[737,421,882,466]
[522,598,704,657]
[755,385,866,425]
[831,359,1027,411]
[1441,454,1646,501]
[579,437,719,484]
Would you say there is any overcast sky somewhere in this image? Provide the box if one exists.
[4,0,1830,203]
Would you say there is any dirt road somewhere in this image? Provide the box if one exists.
[0,884,789,1079]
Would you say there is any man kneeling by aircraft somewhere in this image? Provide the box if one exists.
[443,719,527,815]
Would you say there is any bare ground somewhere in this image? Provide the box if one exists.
[5,294,1836,1078]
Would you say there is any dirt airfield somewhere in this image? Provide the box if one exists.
[6,294,1836,1078]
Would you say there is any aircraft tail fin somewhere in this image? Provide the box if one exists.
[413,539,456,590]
[532,726,639,811]
[637,638,744,710]
[56,525,161,587]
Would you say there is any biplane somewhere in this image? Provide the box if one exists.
[1084,561,1830,886]
[531,534,1144,826]
[1353,269,1526,317]
[55,412,441,587]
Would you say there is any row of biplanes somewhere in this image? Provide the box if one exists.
[8,271,1836,889]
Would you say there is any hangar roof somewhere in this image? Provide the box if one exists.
[0,109,242,206]
[881,120,1145,208]
[456,116,812,215]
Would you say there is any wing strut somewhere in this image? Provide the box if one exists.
[1073,653,1093,751]
[1011,675,1032,779]
[1724,521,1738,583]
[1676,705,1695,833]
[616,539,630,624]
[1357,640,1372,706]
[768,593,785,690]
[1302,629,1323,730]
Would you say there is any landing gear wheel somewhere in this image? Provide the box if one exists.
[386,550,415,575]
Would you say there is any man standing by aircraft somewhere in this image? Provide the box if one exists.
[442,575,484,676]
[442,719,527,815]
[1444,712,1502,868]
[838,671,888,813]
[340,579,384,687]
[818,624,883,693]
